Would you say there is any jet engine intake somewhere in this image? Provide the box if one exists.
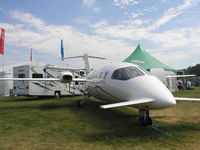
[60,71,73,83]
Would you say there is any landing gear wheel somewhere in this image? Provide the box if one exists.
[146,117,152,126]
[76,100,81,107]
[138,109,153,128]
[54,92,61,98]
[138,117,146,128]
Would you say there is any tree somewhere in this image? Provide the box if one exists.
[185,64,200,76]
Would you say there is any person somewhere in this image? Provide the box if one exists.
[177,79,183,90]
[186,80,192,90]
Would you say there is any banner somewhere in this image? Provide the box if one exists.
[0,28,5,55]
[61,40,64,60]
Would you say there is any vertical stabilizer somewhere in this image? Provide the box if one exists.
[83,54,90,74]
[64,53,106,75]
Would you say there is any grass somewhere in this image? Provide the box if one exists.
[0,87,200,150]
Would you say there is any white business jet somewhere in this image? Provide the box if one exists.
[1,55,200,127]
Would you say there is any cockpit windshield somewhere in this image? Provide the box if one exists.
[138,66,152,75]
[111,66,145,81]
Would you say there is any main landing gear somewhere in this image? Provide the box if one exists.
[138,109,152,128]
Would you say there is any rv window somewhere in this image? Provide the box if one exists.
[18,74,26,78]
[111,66,144,81]
[80,71,85,77]
[32,73,43,78]
[75,76,78,85]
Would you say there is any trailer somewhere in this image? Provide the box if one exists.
[13,63,85,97]
[0,71,13,96]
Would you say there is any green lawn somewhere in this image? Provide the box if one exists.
[0,88,200,150]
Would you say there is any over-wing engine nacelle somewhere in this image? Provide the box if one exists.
[59,71,73,83]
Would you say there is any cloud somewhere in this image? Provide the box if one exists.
[1,10,132,64]
[82,0,101,12]
[2,1,200,69]
[10,10,45,29]
[130,12,143,19]
[92,20,108,28]
[144,6,157,12]
[82,0,95,8]
[74,18,91,26]
[150,0,197,30]
[89,0,200,68]
[92,0,199,49]
[113,0,139,8]
[93,7,101,13]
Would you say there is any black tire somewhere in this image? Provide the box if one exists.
[54,92,61,98]
[138,117,146,128]
[76,100,81,107]
[146,117,153,126]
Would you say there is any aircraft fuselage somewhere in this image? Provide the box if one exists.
[86,62,176,110]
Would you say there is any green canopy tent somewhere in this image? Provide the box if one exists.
[123,44,182,73]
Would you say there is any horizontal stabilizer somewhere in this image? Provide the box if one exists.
[72,78,86,82]
[64,55,106,60]
[175,97,200,101]
[166,75,195,78]
[100,98,154,109]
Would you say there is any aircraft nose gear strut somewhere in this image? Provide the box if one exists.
[138,109,152,127]
[76,93,89,107]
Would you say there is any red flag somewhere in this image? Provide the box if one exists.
[30,48,32,62]
[0,28,5,55]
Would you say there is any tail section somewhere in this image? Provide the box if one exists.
[64,53,106,74]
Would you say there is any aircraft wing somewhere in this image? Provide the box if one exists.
[0,78,60,81]
[72,78,86,82]
[0,78,86,82]
[175,97,200,101]
[100,98,154,109]
[166,75,195,78]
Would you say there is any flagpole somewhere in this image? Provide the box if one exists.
[3,54,4,72]
[61,39,65,67]
[63,59,64,67]
[0,28,5,72]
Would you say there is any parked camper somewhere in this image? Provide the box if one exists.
[0,71,13,96]
[13,63,85,97]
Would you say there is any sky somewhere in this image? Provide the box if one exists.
[0,0,200,69]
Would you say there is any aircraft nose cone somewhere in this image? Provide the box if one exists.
[150,76,176,108]
[131,75,176,109]
[160,90,176,107]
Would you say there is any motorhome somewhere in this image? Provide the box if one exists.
[13,63,85,97]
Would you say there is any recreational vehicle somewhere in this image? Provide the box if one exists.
[13,63,85,97]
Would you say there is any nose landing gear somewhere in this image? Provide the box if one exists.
[76,93,89,107]
[138,109,152,127]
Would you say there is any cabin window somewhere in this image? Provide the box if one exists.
[99,72,103,78]
[103,71,108,80]
[18,74,26,78]
[95,72,98,78]
[111,66,144,81]
[138,66,151,75]
[32,73,43,78]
